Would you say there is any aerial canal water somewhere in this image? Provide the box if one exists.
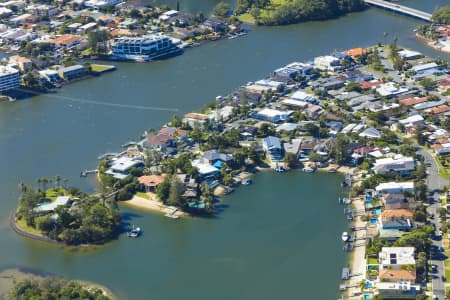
[1,0,450,298]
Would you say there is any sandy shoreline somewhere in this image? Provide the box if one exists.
[121,194,188,218]
[416,34,450,54]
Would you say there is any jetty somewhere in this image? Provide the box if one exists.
[80,169,98,177]
[364,0,432,22]
[97,152,119,160]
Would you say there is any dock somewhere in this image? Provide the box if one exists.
[80,169,98,177]
[122,141,137,148]
[97,152,119,160]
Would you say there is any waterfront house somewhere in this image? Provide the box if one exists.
[183,112,210,128]
[262,136,283,161]
[398,49,423,60]
[38,69,61,83]
[49,34,82,49]
[159,127,188,141]
[253,108,292,124]
[272,62,313,79]
[138,174,167,192]
[376,281,420,299]
[202,18,226,32]
[8,55,32,72]
[375,182,415,196]
[373,155,415,175]
[0,66,19,93]
[9,13,35,25]
[191,160,219,179]
[382,193,414,210]
[314,55,340,71]
[283,138,302,159]
[202,149,233,166]
[379,269,416,283]
[144,133,176,150]
[105,156,144,179]
[380,209,413,230]
[58,65,85,80]
[379,247,415,269]
[33,196,70,213]
[343,47,366,58]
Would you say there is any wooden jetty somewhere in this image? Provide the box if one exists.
[80,169,98,177]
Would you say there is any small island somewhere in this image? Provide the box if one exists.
[416,5,450,53]
[0,268,114,300]
[13,182,121,245]
[233,0,366,25]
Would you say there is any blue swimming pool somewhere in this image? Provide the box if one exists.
[363,294,372,300]
[374,209,381,215]
[370,218,377,224]
[364,282,373,289]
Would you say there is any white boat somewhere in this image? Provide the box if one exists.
[127,225,141,238]
[165,213,179,219]
[275,166,285,172]
[303,167,315,173]
[341,231,349,242]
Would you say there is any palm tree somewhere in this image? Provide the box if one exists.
[18,182,27,193]
[37,178,42,191]
[55,175,61,187]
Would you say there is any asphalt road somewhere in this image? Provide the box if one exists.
[418,148,447,299]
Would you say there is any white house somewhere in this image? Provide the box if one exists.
[375,181,415,195]
[314,55,340,71]
[373,155,415,175]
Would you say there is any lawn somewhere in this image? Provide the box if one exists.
[136,192,150,200]
[237,13,255,24]
[44,187,67,201]
[16,218,44,236]
[367,257,378,264]
[91,64,114,73]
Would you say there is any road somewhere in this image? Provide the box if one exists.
[418,147,447,299]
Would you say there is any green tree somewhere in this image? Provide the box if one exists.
[284,153,298,168]
[167,176,183,206]
[419,78,436,91]
[432,5,450,24]
[213,1,230,17]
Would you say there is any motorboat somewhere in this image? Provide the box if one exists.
[342,231,350,242]
[127,225,141,238]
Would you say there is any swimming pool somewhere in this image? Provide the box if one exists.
[374,208,381,215]
[370,218,377,224]
[363,294,372,300]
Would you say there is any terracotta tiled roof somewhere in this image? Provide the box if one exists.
[138,174,167,187]
[379,269,416,281]
[399,97,428,106]
[381,209,413,220]
[431,105,450,115]
[360,80,382,89]
[146,133,174,146]
[343,47,366,57]
[49,34,81,46]
[159,127,187,137]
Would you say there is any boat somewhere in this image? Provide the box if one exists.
[341,231,350,242]
[164,213,179,219]
[303,167,315,173]
[275,166,285,172]
[127,225,141,237]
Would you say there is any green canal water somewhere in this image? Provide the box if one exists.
[1,1,450,298]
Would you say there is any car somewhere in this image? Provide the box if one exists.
[431,213,435,219]
[432,264,438,272]
[442,275,446,281]
[427,162,432,167]
[439,246,445,252]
